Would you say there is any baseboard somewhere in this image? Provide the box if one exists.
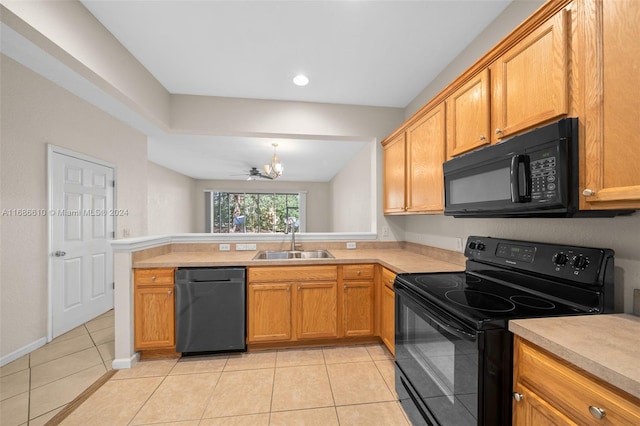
[0,337,47,367]
[111,352,139,369]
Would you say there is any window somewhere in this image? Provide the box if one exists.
[205,191,305,233]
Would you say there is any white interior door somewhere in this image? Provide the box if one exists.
[50,149,115,339]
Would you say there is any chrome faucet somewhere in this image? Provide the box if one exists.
[285,217,297,251]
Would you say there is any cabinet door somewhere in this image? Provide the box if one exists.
[380,284,395,355]
[134,285,175,350]
[513,384,577,426]
[247,283,292,343]
[446,68,490,158]
[296,281,338,340]
[382,132,407,214]
[582,0,640,209]
[406,103,446,213]
[343,281,374,337]
[492,10,568,140]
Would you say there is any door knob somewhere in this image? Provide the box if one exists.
[54,251,67,257]
[512,392,524,402]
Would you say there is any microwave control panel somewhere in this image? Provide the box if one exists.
[530,151,558,202]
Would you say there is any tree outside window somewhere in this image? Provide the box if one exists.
[206,191,301,233]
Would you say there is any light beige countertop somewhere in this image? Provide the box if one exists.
[132,247,465,274]
[509,314,640,399]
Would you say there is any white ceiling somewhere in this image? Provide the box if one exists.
[13,1,515,181]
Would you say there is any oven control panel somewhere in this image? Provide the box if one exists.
[465,236,614,285]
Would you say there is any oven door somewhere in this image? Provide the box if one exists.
[395,284,481,426]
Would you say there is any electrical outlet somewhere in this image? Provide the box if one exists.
[382,226,390,237]
[346,242,356,249]
[455,238,463,252]
[219,244,230,251]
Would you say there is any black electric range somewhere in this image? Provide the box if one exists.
[394,236,615,426]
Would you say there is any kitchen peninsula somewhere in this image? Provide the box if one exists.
[111,236,466,369]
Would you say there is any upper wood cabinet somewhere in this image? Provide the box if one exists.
[446,69,491,158]
[491,9,569,141]
[383,103,446,214]
[580,0,640,209]
[382,132,406,214]
[406,102,446,213]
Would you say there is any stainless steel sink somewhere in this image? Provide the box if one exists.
[252,250,334,260]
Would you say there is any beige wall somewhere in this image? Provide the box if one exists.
[147,162,197,234]
[193,179,331,233]
[330,143,374,232]
[0,55,148,359]
[1,1,171,129]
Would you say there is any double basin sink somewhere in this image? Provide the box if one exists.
[252,249,334,260]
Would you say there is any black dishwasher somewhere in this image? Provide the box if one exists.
[175,267,246,354]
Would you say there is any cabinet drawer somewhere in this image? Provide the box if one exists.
[517,339,640,425]
[343,264,374,280]
[381,268,396,290]
[134,268,175,285]
[248,266,337,283]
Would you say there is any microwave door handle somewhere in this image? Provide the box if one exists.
[510,154,531,203]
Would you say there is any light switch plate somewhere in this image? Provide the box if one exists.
[634,289,640,316]
[236,243,257,251]
[346,242,356,249]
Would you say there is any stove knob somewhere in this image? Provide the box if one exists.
[573,255,589,270]
[468,242,477,250]
[476,242,486,251]
[553,253,568,266]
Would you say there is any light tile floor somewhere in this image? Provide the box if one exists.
[0,310,115,426]
[1,311,410,425]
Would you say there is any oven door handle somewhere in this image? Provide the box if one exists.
[396,285,477,342]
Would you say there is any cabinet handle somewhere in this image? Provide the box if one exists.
[582,189,596,197]
[344,285,347,290]
[151,275,157,281]
[167,290,172,295]
[357,271,361,276]
[512,392,524,402]
[495,128,503,135]
[589,406,606,420]
[388,279,394,284]
[298,286,301,290]
[286,287,290,292]
[480,135,487,141]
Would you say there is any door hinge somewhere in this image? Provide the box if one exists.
[111,231,115,238]
[111,180,116,188]
[112,282,115,290]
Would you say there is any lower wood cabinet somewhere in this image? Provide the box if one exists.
[342,264,375,337]
[247,265,338,344]
[247,283,292,343]
[133,268,176,351]
[379,267,396,355]
[513,336,640,425]
[247,264,379,345]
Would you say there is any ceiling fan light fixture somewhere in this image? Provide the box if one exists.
[293,74,309,86]
[264,143,283,179]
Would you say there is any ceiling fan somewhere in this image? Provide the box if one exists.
[243,167,274,180]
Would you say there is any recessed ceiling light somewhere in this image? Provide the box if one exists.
[293,74,309,86]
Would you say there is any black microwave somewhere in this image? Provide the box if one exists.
[443,118,632,218]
